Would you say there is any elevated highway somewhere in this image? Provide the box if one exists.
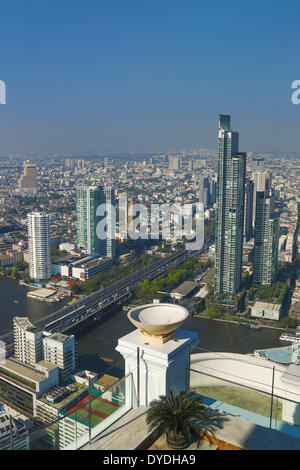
[1,248,189,353]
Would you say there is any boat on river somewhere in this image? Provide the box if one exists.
[250,323,261,330]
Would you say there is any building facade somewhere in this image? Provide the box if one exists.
[214,114,246,295]
[253,192,279,285]
[244,178,254,242]
[251,157,272,229]
[99,185,116,259]
[13,317,76,385]
[76,186,102,255]
[0,410,30,450]
[27,212,51,281]
[43,333,76,384]
[76,185,116,258]
[13,317,43,366]
[18,161,37,195]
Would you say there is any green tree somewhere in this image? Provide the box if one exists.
[195,298,205,314]
[11,267,19,279]
[71,284,82,295]
[280,316,297,329]
[206,305,222,319]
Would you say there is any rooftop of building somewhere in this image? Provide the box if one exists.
[13,316,41,333]
[85,405,300,451]
[170,280,198,297]
[45,332,72,343]
[94,374,119,389]
[254,345,300,365]
[291,302,300,314]
[0,358,57,384]
[74,256,112,269]
[39,382,87,409]
[252,301,281,311]
[27,288,56,299]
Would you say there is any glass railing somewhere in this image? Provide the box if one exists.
[189,353,300,441]
[8,372,136,450]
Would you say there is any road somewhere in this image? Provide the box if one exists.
[1,248,189,350]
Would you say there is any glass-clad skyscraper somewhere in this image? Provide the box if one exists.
[214,114,246,295]
[76,185,115,258]
[253,192,279,285]
[244,178,254,242]
[76,186,102,255]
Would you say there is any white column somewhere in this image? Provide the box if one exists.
[116,328,199,407]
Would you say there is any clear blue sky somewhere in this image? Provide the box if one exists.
[0,0,300,154]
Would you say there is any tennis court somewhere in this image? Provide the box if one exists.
[64,393,121,427]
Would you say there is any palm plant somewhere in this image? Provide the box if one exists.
[146,390,208,449]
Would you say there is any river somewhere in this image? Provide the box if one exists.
[0,276,69,336]
[0,277,286,378]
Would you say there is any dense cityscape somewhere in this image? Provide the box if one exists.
[0,113,299,451]
[1,0,300,456]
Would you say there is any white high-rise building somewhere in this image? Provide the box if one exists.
[13,317,43,365]
[13,317,76,384]
[27,212,51,281]
[43,332,76,384]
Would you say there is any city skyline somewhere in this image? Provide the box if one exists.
[0,1,300,453]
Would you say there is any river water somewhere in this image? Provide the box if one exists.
[0,276,69,336]
[0,277,285,377]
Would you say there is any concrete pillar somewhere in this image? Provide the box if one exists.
[116,328,199,407]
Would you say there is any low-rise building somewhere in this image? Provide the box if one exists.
[251,301,282,321]
[70,256,113,280]
[0,358,59,417]
[170,281,198,300]
[36,382,87,425]
[0,250,24,266]
[51,255,113,280]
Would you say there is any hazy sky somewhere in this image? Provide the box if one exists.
[0,0,300,155]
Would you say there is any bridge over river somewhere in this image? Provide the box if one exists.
[1,248,190,354]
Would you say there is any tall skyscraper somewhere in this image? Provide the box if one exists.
[251,157,272,229]
[244,178,254,242]
[214,114,246,295]
[209,177,217,205]
[253,192,279,285]
[65,157,72,168]
[172,156,181,171]
[198,176,210,208]
[76,185,116,258]
[27,212,51,280]
[76,186,101,255]
[168,155,181,171]
[100,185,116,259]
[18,161,37,195]
[188,159,194,171]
